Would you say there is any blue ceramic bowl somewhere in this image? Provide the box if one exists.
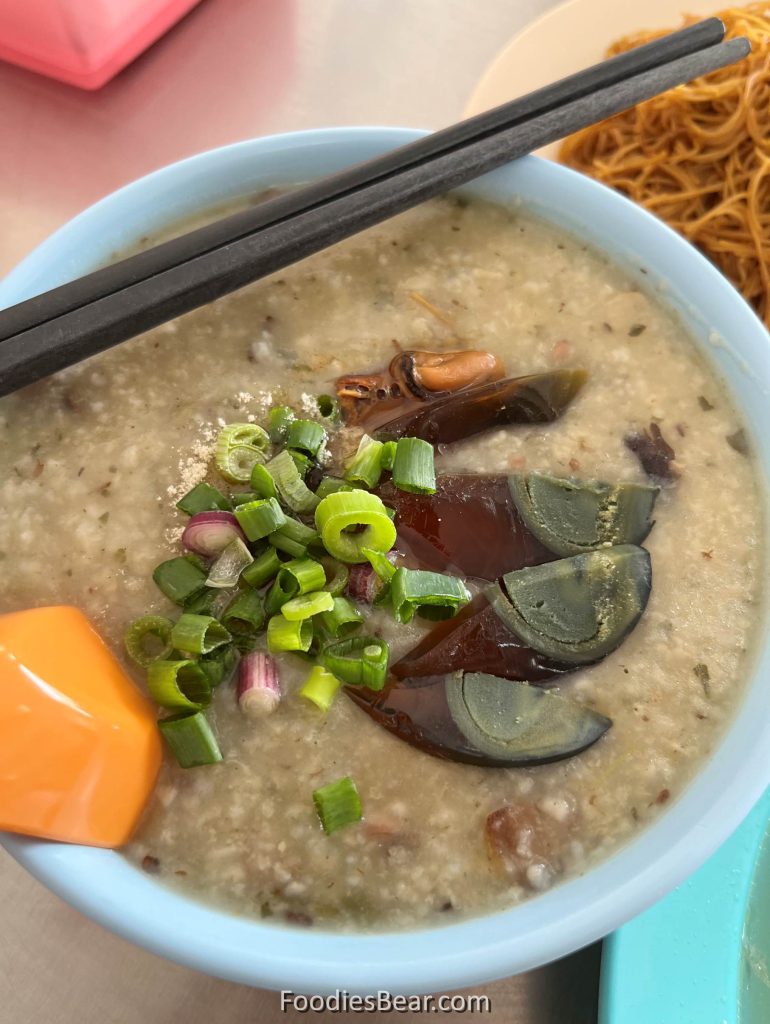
[1,128,770,994]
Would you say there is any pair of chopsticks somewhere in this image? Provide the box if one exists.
[0,19,749,398]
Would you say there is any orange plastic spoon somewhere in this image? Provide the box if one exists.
[0,606,161,847]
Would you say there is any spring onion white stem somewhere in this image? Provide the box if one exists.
[237,652,281,718]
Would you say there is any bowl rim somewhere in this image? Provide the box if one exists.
[2,126,770,995]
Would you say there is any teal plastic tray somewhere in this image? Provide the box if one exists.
[600,790,770,1023]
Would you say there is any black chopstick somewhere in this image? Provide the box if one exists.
[0,16,726,345]
[0,32,749,398]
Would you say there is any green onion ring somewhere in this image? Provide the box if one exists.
[148,659,212,710]
[320,635,389,691]
[124,615,174,668]
[281,590,335,621]
[314,491,396,564]
[267,615,314,653]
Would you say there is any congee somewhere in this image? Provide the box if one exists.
[0,195,763,930]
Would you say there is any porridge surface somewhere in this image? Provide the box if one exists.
[0,196,763,930]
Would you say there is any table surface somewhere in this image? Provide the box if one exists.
[0,1,603,1020]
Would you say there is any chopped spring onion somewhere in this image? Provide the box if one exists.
[221,589,265,635]
[380,440,397,471]
[269,517,319,558]
[390,568,471,624]
[318,596,364,637]
[313,776,362,834]
[317,394,339,420]
[153,556,207,606]
[269,532,306,559]
[265,574,295,615]
[391,437,436,494]
[182,588,219,615]
[289,450,313,477]
[234,497,287,541]
[200,645,239,688]
[282,590,334,620]
[360,641,390,689]
[206,537,254,588]
[373,580,394,610]
[300,665,342,712]
[215,423,270,483]
[267,405,295,445]
[267,450,319,514]
[230,491,259,507]
[238,652,281,717]
[230,634,260,654]
[250,463,279,500]
[320,557,349,596]
[274,517,319,547]
[287,419,326,458]
[315,476,355,499]
[209,588,239,620]
[241,547,281,588]
[320,635,389,691]
[362,546,397,582]
[315,491,397,563]
[124,615,174,668]
[345,435,384,489]
[171,613,231,655]
[277,557,327,597]
[267,614,313,653]
[182,511,246,557]
[148,659,211,710]
[158,711,222,768]
[176,482,231,516]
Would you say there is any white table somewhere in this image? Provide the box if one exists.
[0,2,602,1020]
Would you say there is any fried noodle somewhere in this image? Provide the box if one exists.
[560,4,770,326]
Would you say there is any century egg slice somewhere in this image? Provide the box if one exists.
[391,595,572,683]
[372,369,587,445]
[508,473,659,557]
[494,544,652,664]
[346,670,610,768]
[392,545,651,680]
[380,472,658,579]
[445,672,611,765]
[378,475,554,579]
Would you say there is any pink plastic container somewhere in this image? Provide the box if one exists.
[0,0,203,89]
